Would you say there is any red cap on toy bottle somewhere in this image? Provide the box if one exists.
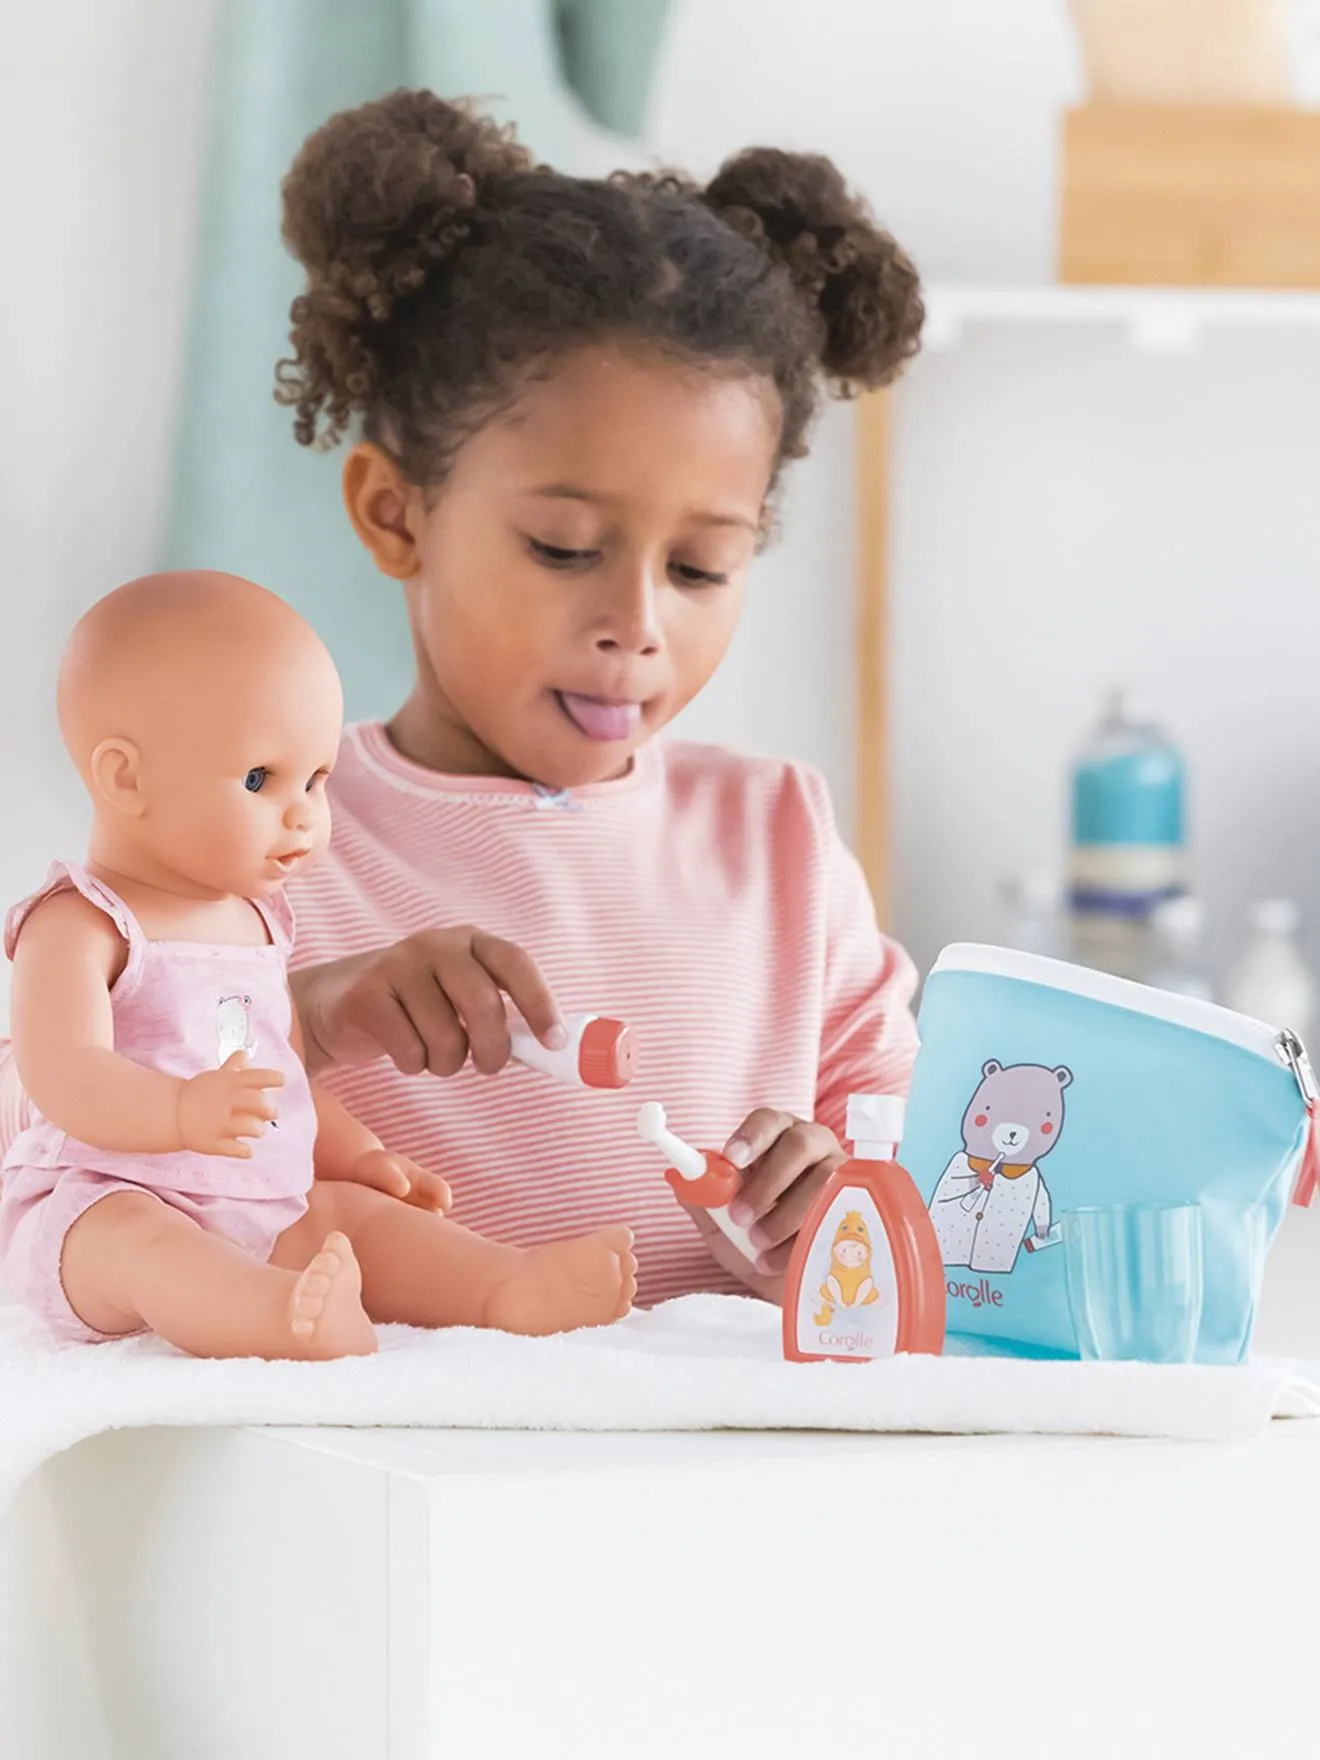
[578,1017,635,1089]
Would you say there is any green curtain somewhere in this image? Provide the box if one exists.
[162,0,670,719]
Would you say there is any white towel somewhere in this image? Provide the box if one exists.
[2,1293,1317,1513]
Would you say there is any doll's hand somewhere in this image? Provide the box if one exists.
[339,1148,453,1213]
[295,927,565,1078]
[688,1111,848,1302]
[178,1051,284,1157]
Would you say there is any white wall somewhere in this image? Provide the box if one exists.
[0,0,220,1022]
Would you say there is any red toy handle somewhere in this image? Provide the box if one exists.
[664,1151,740,1211]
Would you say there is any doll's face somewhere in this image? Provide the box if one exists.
[127,637,343,900]
[62,573,344,903]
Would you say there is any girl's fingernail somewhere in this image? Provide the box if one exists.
[729,1199,753,1226]
[727,1140,751,1169]
[544,1024,568,1050]
[748,1223,769,1251]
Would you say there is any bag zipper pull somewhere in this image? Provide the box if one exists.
[1277,1029,1320,1207]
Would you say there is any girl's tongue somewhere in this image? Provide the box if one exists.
[557,692,641,742]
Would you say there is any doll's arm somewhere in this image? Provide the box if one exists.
[11,891,191,1151]
[310,1079,450,1211]
[311,1083,384,1179]
[11,891,281,1156]
[289,996,451,1211]
[287,1001,379,1177]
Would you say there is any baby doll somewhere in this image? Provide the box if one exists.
[0,571,636,1359]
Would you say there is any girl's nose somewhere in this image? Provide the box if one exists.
[593,564,661,657]
[284,795,312,832]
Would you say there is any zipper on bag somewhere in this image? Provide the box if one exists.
[1277,1029,1320,1208]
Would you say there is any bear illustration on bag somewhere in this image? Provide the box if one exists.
[928,1060,1073,1275]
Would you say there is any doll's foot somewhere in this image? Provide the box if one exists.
[484,1228,637,1336]
[288,1232,377,1359]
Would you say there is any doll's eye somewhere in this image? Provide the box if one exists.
[244,767,268,793]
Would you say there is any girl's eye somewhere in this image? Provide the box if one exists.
[528,538,598,569]
[243,768,268,794]
[672,563,729,587]
[305,770,329,793]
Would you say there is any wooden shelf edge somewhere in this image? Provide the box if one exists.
[854,390,889,925]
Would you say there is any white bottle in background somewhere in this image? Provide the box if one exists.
[1145,894,1214,1001]
[1226,900,1316,1036]
[998,872,1063,959]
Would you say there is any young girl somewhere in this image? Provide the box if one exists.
[2,89,923,1312]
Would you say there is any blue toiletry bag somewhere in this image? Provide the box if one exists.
[898,945,1317,1362]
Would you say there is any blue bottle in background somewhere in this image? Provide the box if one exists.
[1068,691,1187,980]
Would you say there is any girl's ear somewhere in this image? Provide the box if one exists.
[342,443,425,580]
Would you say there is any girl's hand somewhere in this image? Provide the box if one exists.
[688,1110,847,1301]
[322,1146,453,1213]
[295,927,565,1078]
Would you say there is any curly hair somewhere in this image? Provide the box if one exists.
[276,89,924,492]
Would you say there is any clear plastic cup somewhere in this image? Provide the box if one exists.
[1062,1203,1204,1363]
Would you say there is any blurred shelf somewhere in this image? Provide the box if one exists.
[922,282,1320,354]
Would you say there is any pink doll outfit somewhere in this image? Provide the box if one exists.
[0,862,316,1341]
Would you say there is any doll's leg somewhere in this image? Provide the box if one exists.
[272,1183,637,1336]
[60,1191,377,1360]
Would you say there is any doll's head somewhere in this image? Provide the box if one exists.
[59,571,342,900]
[276,92,924,789]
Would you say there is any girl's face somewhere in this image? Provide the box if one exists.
[352,346,779,787]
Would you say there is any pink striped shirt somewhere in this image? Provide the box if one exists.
[0,723,917,1306]
[286,723,917,1305]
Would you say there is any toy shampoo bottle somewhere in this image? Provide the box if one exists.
[783,1095,945,1363]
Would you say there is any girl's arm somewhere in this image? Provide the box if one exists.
[814,836,920,1141]
[289,927,564,1079]
[700,776,920,1300]
[12,891,281,1156]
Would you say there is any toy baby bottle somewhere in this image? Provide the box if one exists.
[783,1095,945,1363]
